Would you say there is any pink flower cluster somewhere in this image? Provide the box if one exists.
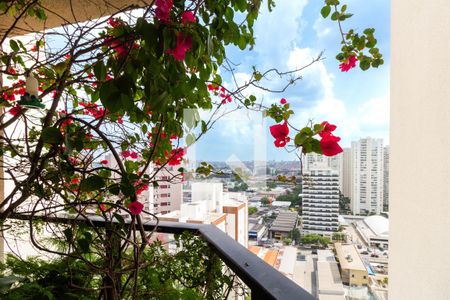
[79,102,105,119]
[339,55,357,72]
[153,1,197,61]
[121,150,139,159]
[207,84,232,104]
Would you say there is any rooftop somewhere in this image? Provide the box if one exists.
[269,211,298,232]
[335,243,367,272]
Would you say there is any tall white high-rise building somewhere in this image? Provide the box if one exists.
[383,146,389,210]
[304,153,343,191]
[350,138,384,215]
[302,168,340,238]
[342,148,353,199]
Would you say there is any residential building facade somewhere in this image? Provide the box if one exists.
[301,168,340,238]
[350,138,384,215]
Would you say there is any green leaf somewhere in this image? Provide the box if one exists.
[321,5,331,18]
[80,175,105,192]
[186,133,195,146]
[41,127,63,144]
[9,40,19,52]
[93,60,106,81]
[331,11,339,21]
[77,238,90,253]
[311,139,322,154]
[294,133,308,147]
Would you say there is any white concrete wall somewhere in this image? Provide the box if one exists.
[391,0,450,299]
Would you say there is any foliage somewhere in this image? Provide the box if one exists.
[332,232,346,241]
[300,234,331,247]
[248,207,258,215]
[266,181,277,190]
[288,228,301,244]
[260,196,270,206]
[276,185,302,207]
[282,238,292,245]
[339,193,351,213]
[0,232,236,300]
[229,181,248,192]
[320,0,384,70]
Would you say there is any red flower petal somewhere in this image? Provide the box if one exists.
[181,11,196,24]
[128,201,144,215]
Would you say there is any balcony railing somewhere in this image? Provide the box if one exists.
[10,213,315,300]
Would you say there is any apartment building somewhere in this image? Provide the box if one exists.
[304,153,343,191]
[301,168,340,238]
[159,182,248,247]
[350,138,384,215]
[342,148,353,199]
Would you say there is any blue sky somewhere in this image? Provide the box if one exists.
[193,0,390,162]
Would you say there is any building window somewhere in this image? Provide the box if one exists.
[363,276,367,279]
[352,274,355,278]
[160,202,169,206]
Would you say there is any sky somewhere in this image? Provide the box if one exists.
[193,0,390,162]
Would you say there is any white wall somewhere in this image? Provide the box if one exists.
[391,0,450,299]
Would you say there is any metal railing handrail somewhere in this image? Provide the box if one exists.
[10,213,315,300]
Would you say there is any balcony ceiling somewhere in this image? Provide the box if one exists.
[1,0,146,38]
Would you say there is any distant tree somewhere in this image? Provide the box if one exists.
[283,238,292,245]
[339,192,351,213]
[267,181,277,189]
[289,229,301,244]
[229,181,249,192]
[248,207,258,215]
[301,234,331,246]
[260,197,271,206]
[276,185,302,208]
[332,232,346,241]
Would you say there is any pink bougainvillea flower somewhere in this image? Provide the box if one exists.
[107,18,122,28]
[101,160,108,165]
[155,0,173,23]
[87,72,94,79]
[339,55,358,72]
[207,84,218,91]
[136,183,149,195]
[270,121,290,148]
[99,204,107,212]
[31,44,38,52]
[280,98,287,105]
[319,121,337,137]
[320,134,343,156]
[7,67,17,75]
[130,152,138,159]
[71,178,80,184]
[122,150,131,158]
[168,147,185,166]
[128,201,144,215]
[8,106,22,116]
[166,33,192,61]
[181,11,196,24]
[3,91,16,101]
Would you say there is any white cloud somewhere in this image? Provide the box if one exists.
[313,17,331,38]
[357,96,390,126]
[253,0,309,67]
[287,47,334,99]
